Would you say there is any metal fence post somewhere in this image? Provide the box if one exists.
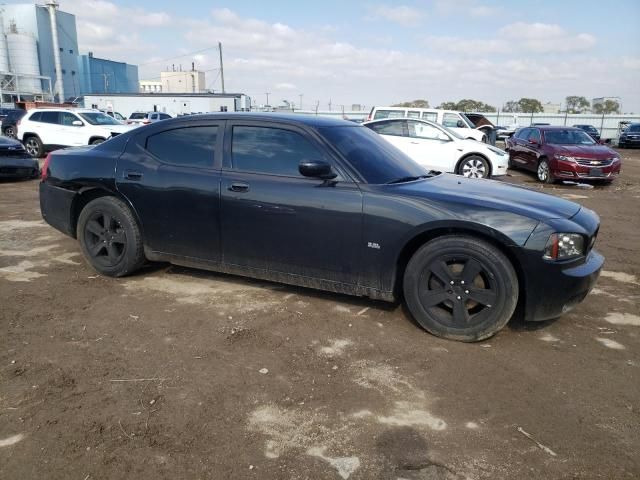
[600,113,605,137]
[564,110,568,126]
[496,109,500,125]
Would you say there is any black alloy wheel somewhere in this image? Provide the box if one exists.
[77,196,145,277]
[404,236,518,341]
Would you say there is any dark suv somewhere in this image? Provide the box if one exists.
[506,126,621,184]
[1,109,27,138]
[618,123,640,148]
[573,124,601,142]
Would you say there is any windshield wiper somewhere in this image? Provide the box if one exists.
[385,173,436,184]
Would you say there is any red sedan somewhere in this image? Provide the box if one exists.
[506,126,621,184]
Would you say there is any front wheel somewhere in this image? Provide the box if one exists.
[4,126,16,138]
[77,196,145,277]
[90,138,105,146]
[458,155,490,179]
[537,158,554,184]
[403,236,518,342]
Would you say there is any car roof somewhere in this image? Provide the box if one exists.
[27,108,98,113]
[162,112,354,127]
[532,125,583,131]
[363,118,439,127]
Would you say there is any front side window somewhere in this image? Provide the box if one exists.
[408,121,446,140]
[231,126,325,177]
[146,126,218,168]
[515,128,530,139]
[527,129,542,143]
[442,113,461,128]
[368,120,406,137]
[60,112,81,126]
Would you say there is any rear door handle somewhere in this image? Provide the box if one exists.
[228,182,249,193]
[124,170,143,181]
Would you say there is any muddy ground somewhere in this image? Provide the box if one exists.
[1,147,639,480]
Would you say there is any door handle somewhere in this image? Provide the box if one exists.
[124,170,143,181]
[228,182,249,193]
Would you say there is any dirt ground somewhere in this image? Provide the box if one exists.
[1,146,639,480]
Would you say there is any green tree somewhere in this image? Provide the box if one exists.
[565,96,590,114]
[392,99,430,108]
[437,101,458,110]
[517,98,544,113]
[503,100,521,113]
[593,99,620,114]
[437,100,496,112]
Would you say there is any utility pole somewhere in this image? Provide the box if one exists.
[265,92,270,107]
[45,1,64,102]
[298,94,303,110]
[218,42,225,93]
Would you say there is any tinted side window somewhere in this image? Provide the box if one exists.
[442,113,460,128]
[146,126,217,168]
[527,129,541,143]
[231,126,324,177]
[60,112,80,126]
[41,111,60,124]
[368,121,405,137]
[515,128,530,139]
[29,112,43,122]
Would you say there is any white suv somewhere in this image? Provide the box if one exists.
[17,108,137,157]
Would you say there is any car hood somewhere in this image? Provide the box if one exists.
[389,173,581,220]
[549,144,616,158]
[0,135,24,148]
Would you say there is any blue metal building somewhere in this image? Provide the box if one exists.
[77,53,139,95]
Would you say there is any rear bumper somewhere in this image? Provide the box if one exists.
[523,249,604,321]
[39,182,77,237]
[0,157,40,178]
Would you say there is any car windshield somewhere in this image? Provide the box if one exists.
[319,125,434,184]
[544,129,596,145]
[79,112,122,126]
[459,113,476,128]
[129,112,146,120]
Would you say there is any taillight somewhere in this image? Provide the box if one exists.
[41,153,52,181]
[142,120,151,125]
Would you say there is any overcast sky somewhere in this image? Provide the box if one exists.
[13,0,640,111]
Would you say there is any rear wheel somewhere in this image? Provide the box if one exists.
[90,138,105,146]
[77,196,145,277]
[24,136,43,158]
[403,236,518,342]
[537,158,554,184]
[4,126,16,138]
[458,155,490,179]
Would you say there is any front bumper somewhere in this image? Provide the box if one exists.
[39,182,77,237]
[619,137,640,147]
[0,156,40,179]
[489,152,509,177]
[551,158,621,181]
[522,248,604,322]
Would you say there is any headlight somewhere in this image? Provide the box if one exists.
[488,145,506,156]
[555,155,576,162]
[543,233,585,260]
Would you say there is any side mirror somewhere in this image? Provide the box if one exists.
[456,120,465,128]
[72,120,83,126]
[299,160,337,179]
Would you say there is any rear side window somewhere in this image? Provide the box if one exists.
[29,112,43,122]
[231,126,324,177]
[367,121,405,137]
[407,111,420,119]
[373,109,405,120]
[160,113,171,119]
[129,112,145,120]
[422,112,437,122]
[408,121,445,140]
[146,126,218,168]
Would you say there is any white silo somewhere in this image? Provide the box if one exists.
[7,30,41,93]
[0,13,10,74]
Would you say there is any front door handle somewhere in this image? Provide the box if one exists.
[124,170,143,181]
[228,182,249,193]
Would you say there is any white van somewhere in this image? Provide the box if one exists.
[367,106,488,143]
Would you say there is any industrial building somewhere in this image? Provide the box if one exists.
[77,52,138,95]
[83,93,252,118]
[139,69,208,94]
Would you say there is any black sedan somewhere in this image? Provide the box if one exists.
[619,123,640,148]
[39,114,603,342]
[573,124,601,142]
[0,136,40,179]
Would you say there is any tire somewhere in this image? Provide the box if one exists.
[4,126,16,138]
[90,138,105,146]
[507,151,516,170]
[77,196,145,277]
[403,235,518,342]
[24,135,43,158]
[458,155,490,179]
[537,158,554,184]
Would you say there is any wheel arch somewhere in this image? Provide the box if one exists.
[455,152,492,177]
[88,136,107,145]
[70,187,143,240]
[392,223,526,310]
